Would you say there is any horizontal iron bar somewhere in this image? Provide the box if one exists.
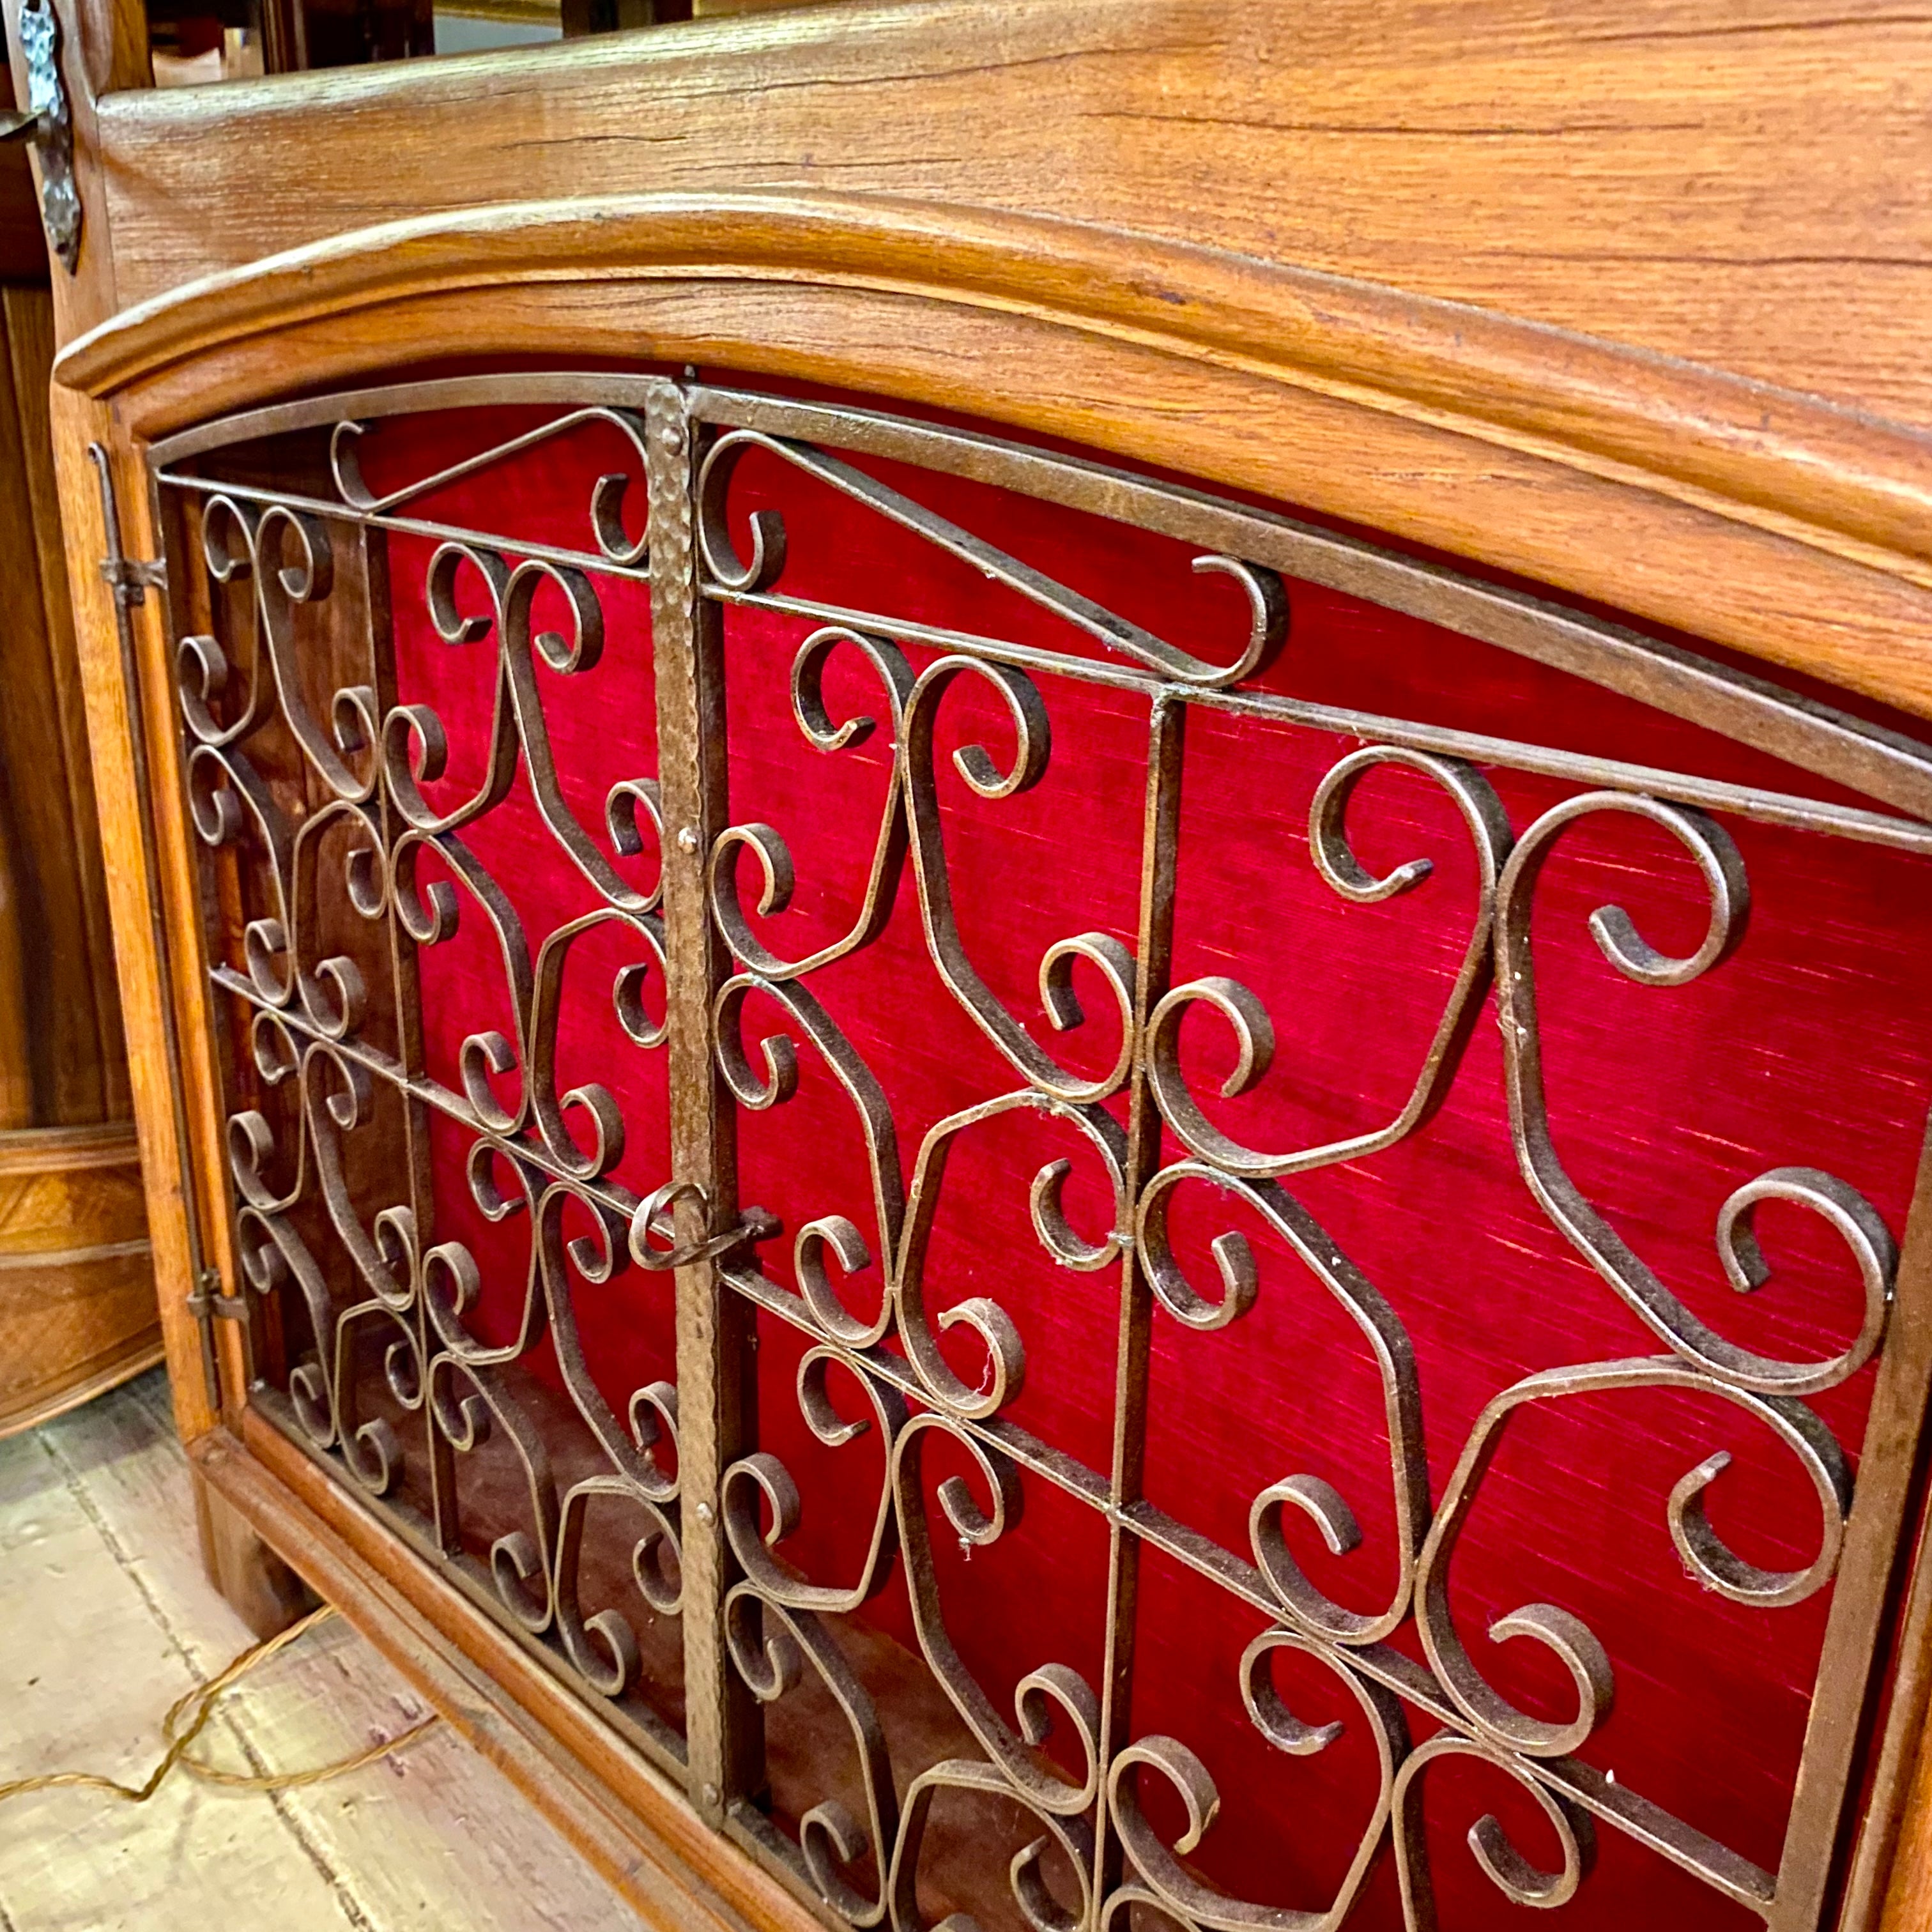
[156,471,654,587]
[691,384,1932,827]
[153,369,1932,830]
[209,963,662,1228]
[708,582,1932,854]
[160,454,1932,851]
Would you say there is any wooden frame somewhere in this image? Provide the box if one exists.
[17,3,1932,1926]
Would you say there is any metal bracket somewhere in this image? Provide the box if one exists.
[3,0,80,273]
[187,1266,247,1321]
[97,545,166,606]
[629,1181,781,1272]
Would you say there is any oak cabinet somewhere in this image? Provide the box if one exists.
[14,4,1932,1929]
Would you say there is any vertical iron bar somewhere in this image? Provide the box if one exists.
[1091,692,1186,1916]
[1777,1106,1932,1931]
[646,376,763,1818]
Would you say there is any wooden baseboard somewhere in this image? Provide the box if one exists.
[193,1414,822,1932]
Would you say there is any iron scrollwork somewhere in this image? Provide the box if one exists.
[149,369,1932,1932]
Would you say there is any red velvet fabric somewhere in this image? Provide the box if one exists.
[353,397,1932,1930]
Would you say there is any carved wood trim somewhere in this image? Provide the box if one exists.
[49,194,1932,725]
[59,190,1932,594]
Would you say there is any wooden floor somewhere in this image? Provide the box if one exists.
[0,1370,630,1931]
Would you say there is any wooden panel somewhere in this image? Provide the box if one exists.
[0,276,153,1436]
[0,290,121,1124]
[0,801,29,1131]
[40,390,190,1430]
[67,192,1932,588]
[75,0,1932,426]
[4,285,127,1121]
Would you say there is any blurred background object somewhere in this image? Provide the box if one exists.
[135,0,857,77]
[0,51,156,1442]
[0,0,849,1462]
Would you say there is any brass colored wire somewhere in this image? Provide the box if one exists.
[0,1604,439,1806]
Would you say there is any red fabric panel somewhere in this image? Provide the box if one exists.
[358,399,1932,1930]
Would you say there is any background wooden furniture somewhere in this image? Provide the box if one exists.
[0,99,155,1440]
[13,3,1932,1929]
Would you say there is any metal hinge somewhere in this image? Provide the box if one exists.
[94,450,167,605]
[98,551,167,608]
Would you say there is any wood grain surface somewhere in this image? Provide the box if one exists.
[62,0,1932,427]
[0,287,124,1128]
[43,389,201,1436]
[57,240,1932,730]
[0,1122,155,1438]
[0,277,153,1436]
[62,189,1932,585]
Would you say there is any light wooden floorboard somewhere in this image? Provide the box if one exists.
[0,1372,630,1931]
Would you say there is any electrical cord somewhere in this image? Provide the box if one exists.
[0,1604,440,1806]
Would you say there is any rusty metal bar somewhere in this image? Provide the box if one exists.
[645,376,764,1824]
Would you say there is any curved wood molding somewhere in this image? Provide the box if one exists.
[59,190,1932,590]
[0,1331,165,1437]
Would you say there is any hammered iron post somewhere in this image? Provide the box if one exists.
[141,372,1932,1932]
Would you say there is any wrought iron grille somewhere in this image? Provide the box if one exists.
[148,372,1932,1932]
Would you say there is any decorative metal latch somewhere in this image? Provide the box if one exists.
[0,0,79,273]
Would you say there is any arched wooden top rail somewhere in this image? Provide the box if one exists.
[55,189,1932,720]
